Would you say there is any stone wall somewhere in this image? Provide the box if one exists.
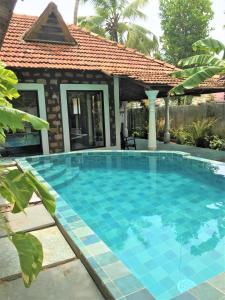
[14,68,116,153]
[0,0,17,48]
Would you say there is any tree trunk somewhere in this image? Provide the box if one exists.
[0,0,17,48]
[73,0,80,25]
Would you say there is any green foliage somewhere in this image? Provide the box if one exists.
[188,118,216,146]
[209,135,225,150]
[0,169,56,215]
[170,95,193,106]
[159,0,214,65]
[170,38,225,95]
[171,66,224,95]
[171,118,221,149]
[0,61,20,101]
[171,128,193,145]
[0,61,56,287]
[193,38,225,56]
[11,233,43,287]
[26,172,56,216]
[78,0,159,56]
[0,169,33,213]
[132,121,148,139]
[0,62,48,144]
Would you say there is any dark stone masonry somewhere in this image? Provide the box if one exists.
[14,69,116,153]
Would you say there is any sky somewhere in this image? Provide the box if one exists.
[14,0,225,44]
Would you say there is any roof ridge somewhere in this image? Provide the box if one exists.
[12,13,38,19]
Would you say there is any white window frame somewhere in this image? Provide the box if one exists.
[113,76,121,149]
[60,84,111,152]
[16,83,49,154]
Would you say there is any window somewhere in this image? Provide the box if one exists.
[67,91,105,150]
[2,91,43,156]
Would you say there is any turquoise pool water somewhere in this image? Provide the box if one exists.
[27,152,225,299]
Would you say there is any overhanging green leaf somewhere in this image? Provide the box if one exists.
[0,169,33,213]
[11,232,43,287]
[26,172,56,216]
[0,107,48,140]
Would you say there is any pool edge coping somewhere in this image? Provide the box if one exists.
[16,150,225,300]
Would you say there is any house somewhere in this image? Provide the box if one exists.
[0,2,224,155]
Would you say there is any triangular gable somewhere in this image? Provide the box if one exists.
[24,2,76,45]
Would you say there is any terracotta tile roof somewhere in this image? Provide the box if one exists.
[0,14,224,90]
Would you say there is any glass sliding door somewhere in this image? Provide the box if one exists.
[1,91,43,156]
[67,91,105,150]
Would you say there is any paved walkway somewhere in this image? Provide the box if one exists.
[135,139,225,162]
[0,178,104,300]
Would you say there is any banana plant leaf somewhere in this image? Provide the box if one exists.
[178,55,225,68]
[170,66,225,95]
[192,38,225,55]
[171,66,214,79]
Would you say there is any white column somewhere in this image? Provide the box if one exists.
[164,97,170,143]
[123,101,128,138]
[145,90,159,151]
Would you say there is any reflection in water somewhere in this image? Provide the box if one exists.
[29,153,225,300]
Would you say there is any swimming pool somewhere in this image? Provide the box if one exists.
[20,151,225,299]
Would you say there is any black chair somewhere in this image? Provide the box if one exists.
[120,129,136,150]
[124,136,136,150]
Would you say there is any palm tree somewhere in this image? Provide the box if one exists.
[78,0,159,56]
[74,0,93,25]
[170,38,225,95]
[74,0,80,25]
[0,0,17,47]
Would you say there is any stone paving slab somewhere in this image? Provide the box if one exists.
[0,160,16,167]
[0,260,104,300]
[29,193,42,204]
[0,204,55,237]
[0,226,76,280]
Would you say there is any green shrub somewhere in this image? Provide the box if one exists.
[209,135,225,150]
[172,128,193,145]
[132,122,148,139]
[187,118,217,147]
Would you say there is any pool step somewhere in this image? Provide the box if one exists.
[34,163,54,173]
[44,166,67,181]
[48,169,79,190]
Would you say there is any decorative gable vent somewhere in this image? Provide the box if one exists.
[24,2,76,45]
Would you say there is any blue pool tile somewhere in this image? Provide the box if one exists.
[172,292,196,300]
[94,252,118,267]
[81,234,100,245]
[114,275,144,295]
[64,215,80,223]
[105,281,124,299]
[94,267,110,284]
[20,151,225,300]
[125,289,155,300]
